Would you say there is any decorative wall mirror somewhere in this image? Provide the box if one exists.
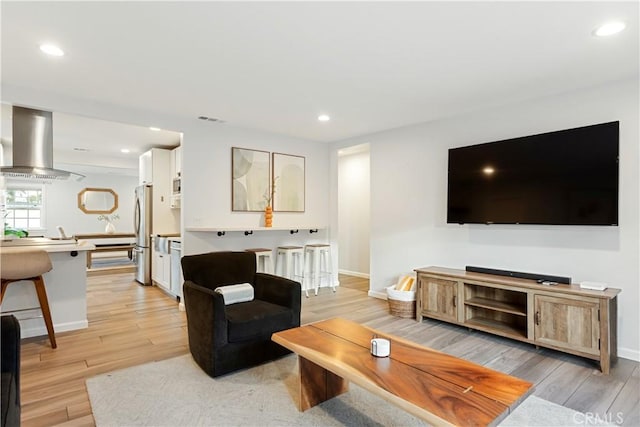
[77,188,118,214]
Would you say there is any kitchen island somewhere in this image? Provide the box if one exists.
[0,238,95,339]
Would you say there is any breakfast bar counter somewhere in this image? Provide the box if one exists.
[0,238,95,339]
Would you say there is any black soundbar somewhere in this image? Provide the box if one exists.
[465,266,571,284]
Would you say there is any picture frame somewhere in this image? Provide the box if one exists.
[232,147,270,212]
[272,152,305,212]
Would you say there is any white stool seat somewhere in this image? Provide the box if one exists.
[245,248,274,274]
[303,244,335,297]
[275,246,304,282]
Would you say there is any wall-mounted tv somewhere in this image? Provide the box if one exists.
[447,121,619,226]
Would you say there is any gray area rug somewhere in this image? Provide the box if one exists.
[86,354,599,426]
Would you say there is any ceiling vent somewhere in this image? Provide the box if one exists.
[198,115,224,123]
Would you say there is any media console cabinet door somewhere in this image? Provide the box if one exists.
[419,276,458,322]
[534,295,600,356]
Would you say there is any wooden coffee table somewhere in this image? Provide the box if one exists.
[272,318,533,426]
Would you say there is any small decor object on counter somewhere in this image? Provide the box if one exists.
[262,176,277,228]
[105,222,116,234]
[264,205,273,228]
[97,213,119,234]
[4,226,28,238]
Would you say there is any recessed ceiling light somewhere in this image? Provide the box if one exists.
[318,114,330,122]
[593,21,626,37]
[39,44,64,57]
[149,127,161,131]
[121,149,130,153]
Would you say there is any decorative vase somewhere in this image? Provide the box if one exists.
[105,221,116,234]
[264,206,273,228]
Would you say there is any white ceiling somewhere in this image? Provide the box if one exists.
[0,103,181,176]
[1,1,638,169]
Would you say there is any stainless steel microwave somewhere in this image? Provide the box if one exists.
[172,177,181,194]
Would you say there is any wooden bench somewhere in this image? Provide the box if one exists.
[86,243,135,268]
[273,318,533,426]
[73,233,136,269]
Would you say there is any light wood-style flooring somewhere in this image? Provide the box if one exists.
[18,272,639,426]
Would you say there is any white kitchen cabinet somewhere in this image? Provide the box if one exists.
[170,146,182,210]
[139,150,153,185]
[151,239,171,291]
[139,148,178,234]
[158,251,171,290]
[139,148,170,186]
[170,194,181,210]
[171,146,182,178]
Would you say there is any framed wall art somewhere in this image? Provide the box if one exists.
[272,152,305,212]
[232,147,270,212]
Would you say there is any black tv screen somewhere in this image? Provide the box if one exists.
[447,121,619,226]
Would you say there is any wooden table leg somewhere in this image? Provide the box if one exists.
[298,356,348,411]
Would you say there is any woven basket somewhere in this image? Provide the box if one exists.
[387,297,416,318]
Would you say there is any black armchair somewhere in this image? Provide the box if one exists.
[182,251,301,377]
[1,315,21,427]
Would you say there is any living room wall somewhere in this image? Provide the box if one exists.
[331,77,639,361]
[180,119,331,257]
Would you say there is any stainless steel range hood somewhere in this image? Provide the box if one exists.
[0,106,81,180]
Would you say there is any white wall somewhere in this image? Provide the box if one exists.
[4,173,137,237]
[45,173,138,236]
[181,120,331,258]
[331,78,639,361]
[338,149,370,276]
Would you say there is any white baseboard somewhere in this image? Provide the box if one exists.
[20,319,88,339]
[368,290,387,300]
[618,347,640,362]
[338,269,370,279]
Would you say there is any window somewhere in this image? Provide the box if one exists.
[3,185,45,230]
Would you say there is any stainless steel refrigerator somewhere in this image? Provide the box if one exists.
[133,185,152,285]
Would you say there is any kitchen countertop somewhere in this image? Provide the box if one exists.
[0,237,95,253]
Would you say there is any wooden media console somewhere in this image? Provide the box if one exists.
[415,266,620,374]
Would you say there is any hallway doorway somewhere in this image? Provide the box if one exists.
[337,143,370,282]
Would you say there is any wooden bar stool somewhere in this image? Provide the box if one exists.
[0,249,57,348]
[303,244,335,297]
[275,246,304,282]
[245,248,274,274]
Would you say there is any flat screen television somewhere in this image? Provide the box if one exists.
[447,121,619,226]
